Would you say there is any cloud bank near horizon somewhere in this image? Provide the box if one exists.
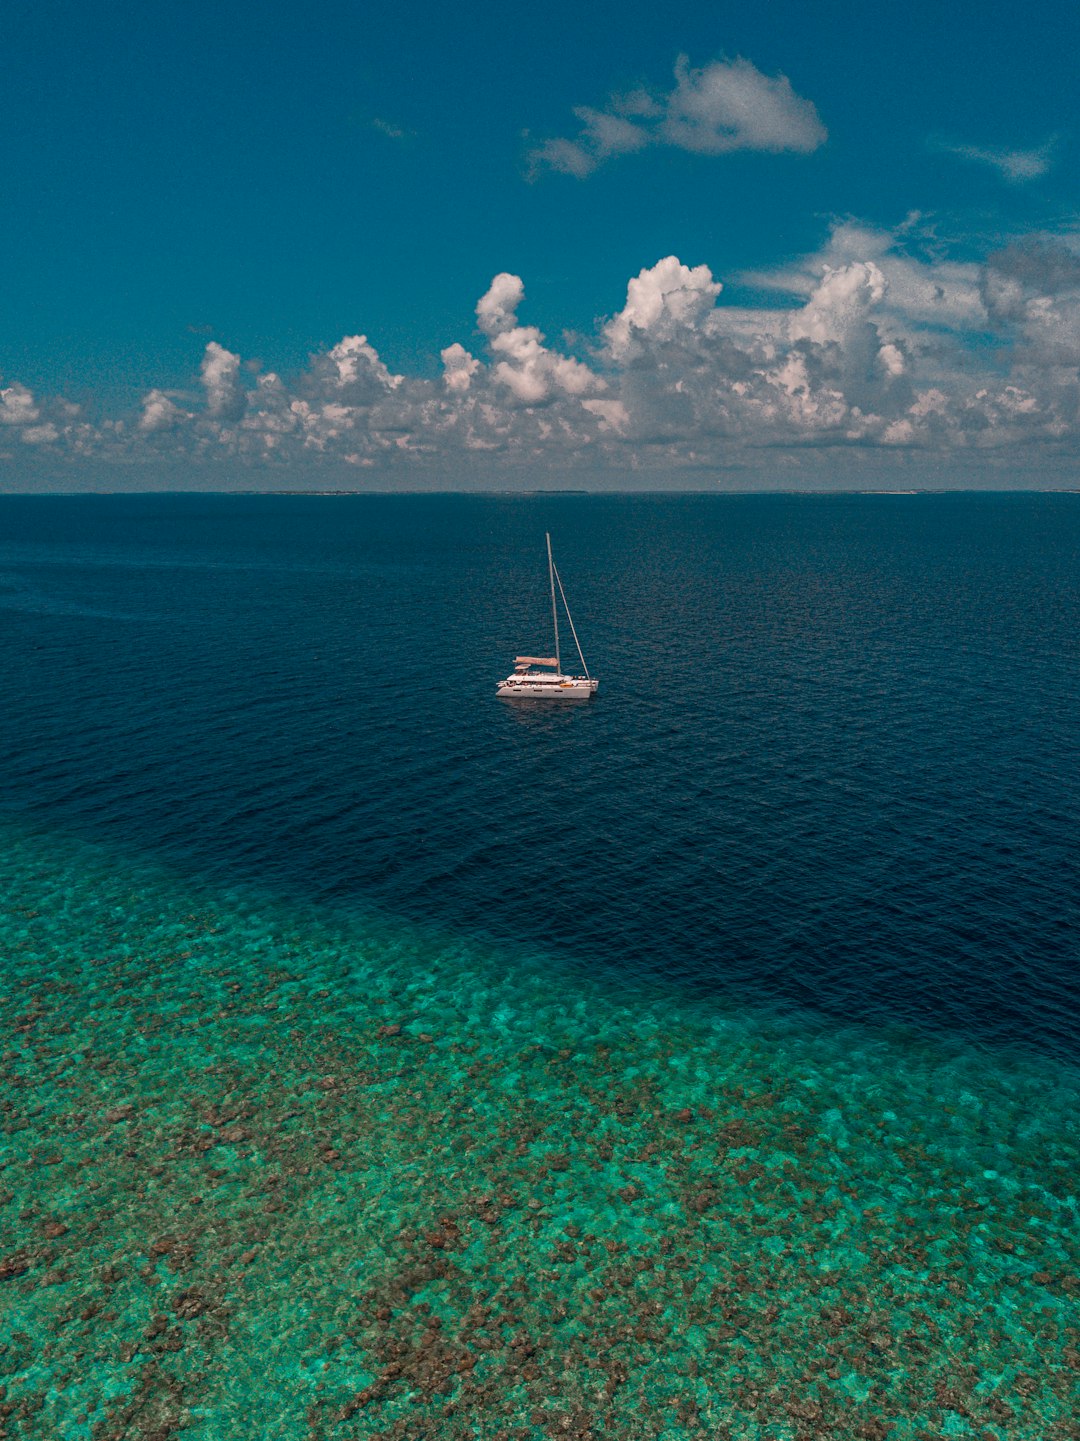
[6,220,1080,484]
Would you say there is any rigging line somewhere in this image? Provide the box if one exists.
[552,562,590,678]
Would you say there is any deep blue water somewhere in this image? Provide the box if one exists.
[2,492,1078,1058]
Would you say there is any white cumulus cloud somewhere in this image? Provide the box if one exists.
[476,273,603,405]
[0,381,40,427]
[201,342,247,421]
[662,56,827,155]
[530,55,826,178]
[605,256,723,361]
[441,342,481,394]
[138,389,188,433]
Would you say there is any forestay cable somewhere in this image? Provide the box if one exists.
[552,562,590,678]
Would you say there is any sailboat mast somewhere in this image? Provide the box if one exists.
[546,532,561,672]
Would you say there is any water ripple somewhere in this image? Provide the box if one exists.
[2,491,1079,1058]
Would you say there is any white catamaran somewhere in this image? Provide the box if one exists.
[496,534,599,699]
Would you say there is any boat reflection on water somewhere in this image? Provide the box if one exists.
[498,692,596,729]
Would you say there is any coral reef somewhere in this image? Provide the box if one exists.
[1,825,1078,1439]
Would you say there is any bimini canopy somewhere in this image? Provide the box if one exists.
[515,656,559,667]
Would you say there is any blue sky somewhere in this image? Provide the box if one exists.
[3,0,1079,487]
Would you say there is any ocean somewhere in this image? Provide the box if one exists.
[0,492,1077,1439]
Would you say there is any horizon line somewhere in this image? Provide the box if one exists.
[2,487,1080,499]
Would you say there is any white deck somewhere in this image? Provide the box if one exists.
[496,672,599,698]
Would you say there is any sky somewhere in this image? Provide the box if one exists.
[3,0,1080,489]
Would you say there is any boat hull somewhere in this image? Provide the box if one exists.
[496,676,599,699]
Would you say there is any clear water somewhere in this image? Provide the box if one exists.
[0,493,1077,1439]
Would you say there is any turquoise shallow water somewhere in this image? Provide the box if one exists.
[2,818,1078,1440]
